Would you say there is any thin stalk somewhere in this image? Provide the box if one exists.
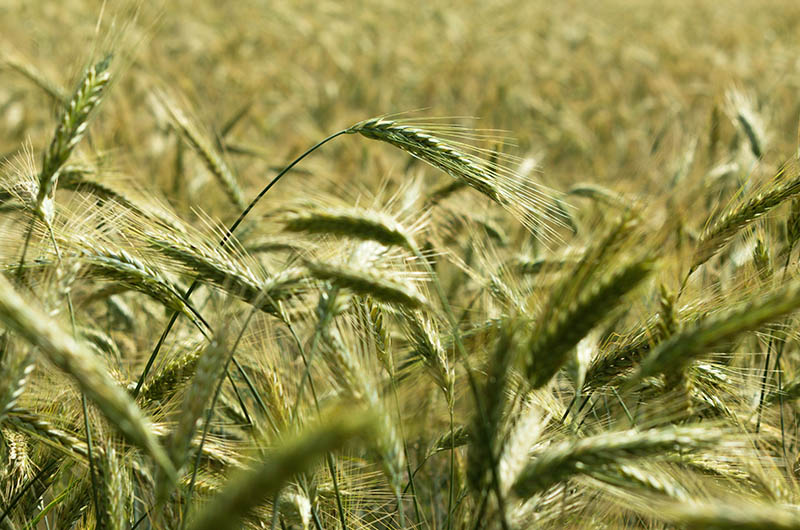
[410,245,511,530]
[182,304,262,527]
[756,243,794,432]
[285,306,349,530]
[390,377,426,529]
[49,221,102,528]
[134,130,348,396]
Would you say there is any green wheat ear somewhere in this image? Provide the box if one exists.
[36,55,112,225]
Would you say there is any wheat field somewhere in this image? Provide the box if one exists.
[3,1,800,529]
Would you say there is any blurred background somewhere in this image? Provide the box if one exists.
[4,0,800,219]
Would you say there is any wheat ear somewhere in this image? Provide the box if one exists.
[511,425,722,499]
[347,117,567,240]
[35,55,111,225]
[189,413,373,530]
[692,164,800,272]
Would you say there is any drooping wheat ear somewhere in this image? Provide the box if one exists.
[35,55,111,225]
[306,260,428,310]
[72,239,208,331]
[244,236,304,255]
[511,424,722,499]
[189,413,373,530]
[160,95,247,210]
[629,281,800,387]
[583,326,660,391]
[586,464,688,500]
[513,257,579,276]
[667,500,800,530]
[0,274,176,482]
[526,259,653,389]
[425,178,468,208]
[59,170,187,233]
[567,183,632,210]
[0,352,34,423]
[148,233,307,315]
[7,407,94,459]
[347,117,568,241]
[428,424,471,456]
[692,163,800,272]
[282,206,420,251]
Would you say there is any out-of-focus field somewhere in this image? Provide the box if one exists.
[4,1,800,529]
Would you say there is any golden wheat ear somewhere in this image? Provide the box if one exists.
[347,116,570,243]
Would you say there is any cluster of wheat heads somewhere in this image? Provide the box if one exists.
[7,44,800,530]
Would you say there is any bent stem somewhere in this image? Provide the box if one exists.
[133,130,348,396]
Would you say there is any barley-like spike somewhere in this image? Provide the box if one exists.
[428,424,471,456]
[586,464,688,500]
[168,336,228,470]
[161,98,247,210]
[35,55,111,224]
[2,51,66,102]
[137,345,203,403]
[0,353,34,424]
[189,413,373,530]
[511,425,722,499]
[469,324,517,492]
[97,446,130,530]
[347,117,568,241]
[149,235,306,315]
[364,297,393,376]
[567,184,630,209]
[282,207,417,250]
[405,313,453,403]
[692,164,800,271]
[321,331,405,499]
[8,407,93,459]
[752,238,772,281]
[668,501,800,530]
[74,241,207,330]
[630,281,800,385]
[526,260,653,389]
[306,260,428,310]
[584,328,659,391]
